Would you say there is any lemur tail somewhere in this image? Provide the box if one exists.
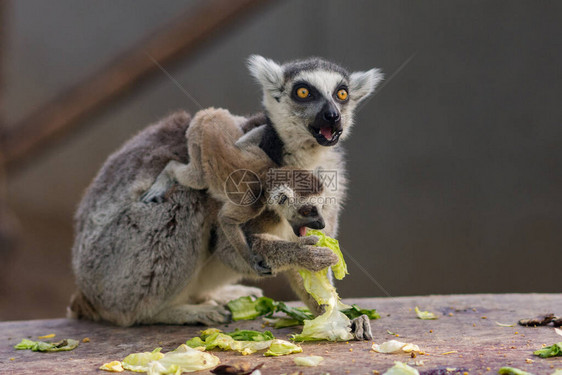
[67,290,101,321]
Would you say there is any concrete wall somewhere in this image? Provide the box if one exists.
[1,0,561,320]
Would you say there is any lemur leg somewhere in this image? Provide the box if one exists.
[218,202,271,276]
[141,303,231,325]
[141,160,207,203]
[284,268,323,315]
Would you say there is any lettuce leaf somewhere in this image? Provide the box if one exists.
[498,367,535,375]
[342,304,380,320]
[533,342,562,358]
[226,329,274,342]
[414,307,438,320]
[146,344,219,374]
[263,339,303,356]
[293,355,324,366]
[122,348,164,372]
[383,361,420,375]
[99,361,124,372]
[14,338,79,352]
[306,229,347,280]
[227,296,277,321]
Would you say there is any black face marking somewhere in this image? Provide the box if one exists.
[334,84,350,103]
[283,57,350,81]
[278,194,288,204]
[259,117,284,166]
[291,81,320,103]
[298,205,318,218]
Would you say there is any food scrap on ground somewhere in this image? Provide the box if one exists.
[496,322,516,327]
[185,328,301,357]
[14,338,79,352]
[533,342,562,358]
[519,313,562,327]
[293,355,324,367]
[99,361,124,372]
[498,367,534,375]
[382,361,420,375]
[37,333,56,339]
[371,340,421,354]
[414,307,438,320]
[100,344,219,374]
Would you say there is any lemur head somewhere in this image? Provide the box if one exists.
[248,55,383,147]
[265,169,326,237]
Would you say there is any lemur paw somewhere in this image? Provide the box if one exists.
[297,245,339,272]
[196,305,232,325]
[350,314,373,341]
[140,180,170,203]
[251,253,273,276]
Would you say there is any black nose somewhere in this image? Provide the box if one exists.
[308,217,325,230]
[323,110,340,123]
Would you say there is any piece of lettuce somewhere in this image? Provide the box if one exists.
[187,331,271,355]
[227,296,277,321]
[498,367,535,375]
[226,329,274,342]
[293,355,324,366]
[263,339,303,356]
[99,361,124,372]
[414,307,438,320]
[122,348,164,372]
[382,361,420,375]
[292,230,354,342]
[534,342,562,358]
[306,229,347,280]
[264,317,303,329]
[342,304,380,320]
[146,344,219,375]
[14,338,79,352]
[185,329,302,357]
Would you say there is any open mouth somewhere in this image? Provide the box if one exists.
[308,125,343,146]
[294,226,308,237]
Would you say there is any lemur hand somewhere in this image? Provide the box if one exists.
[294,236,339,272]
[140,174,173,203]
[250,253,273,276]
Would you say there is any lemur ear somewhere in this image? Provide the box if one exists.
[247,55,284,95]
[349,68,383,103]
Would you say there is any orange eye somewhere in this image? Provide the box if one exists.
[337,89,348,101]
[297,87,310,98]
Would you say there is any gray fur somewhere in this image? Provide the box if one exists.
[141,108,335,276]
[71,56,380,339]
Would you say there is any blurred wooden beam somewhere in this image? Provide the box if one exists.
[0,0,271,173]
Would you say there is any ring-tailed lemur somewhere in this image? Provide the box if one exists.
[140,107,336,276]
[70,56,381,338]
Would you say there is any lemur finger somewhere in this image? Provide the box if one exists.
[298,235,320,246]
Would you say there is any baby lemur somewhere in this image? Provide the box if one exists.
[141,108,331,276]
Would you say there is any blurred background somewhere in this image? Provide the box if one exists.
[0,0,561,321]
